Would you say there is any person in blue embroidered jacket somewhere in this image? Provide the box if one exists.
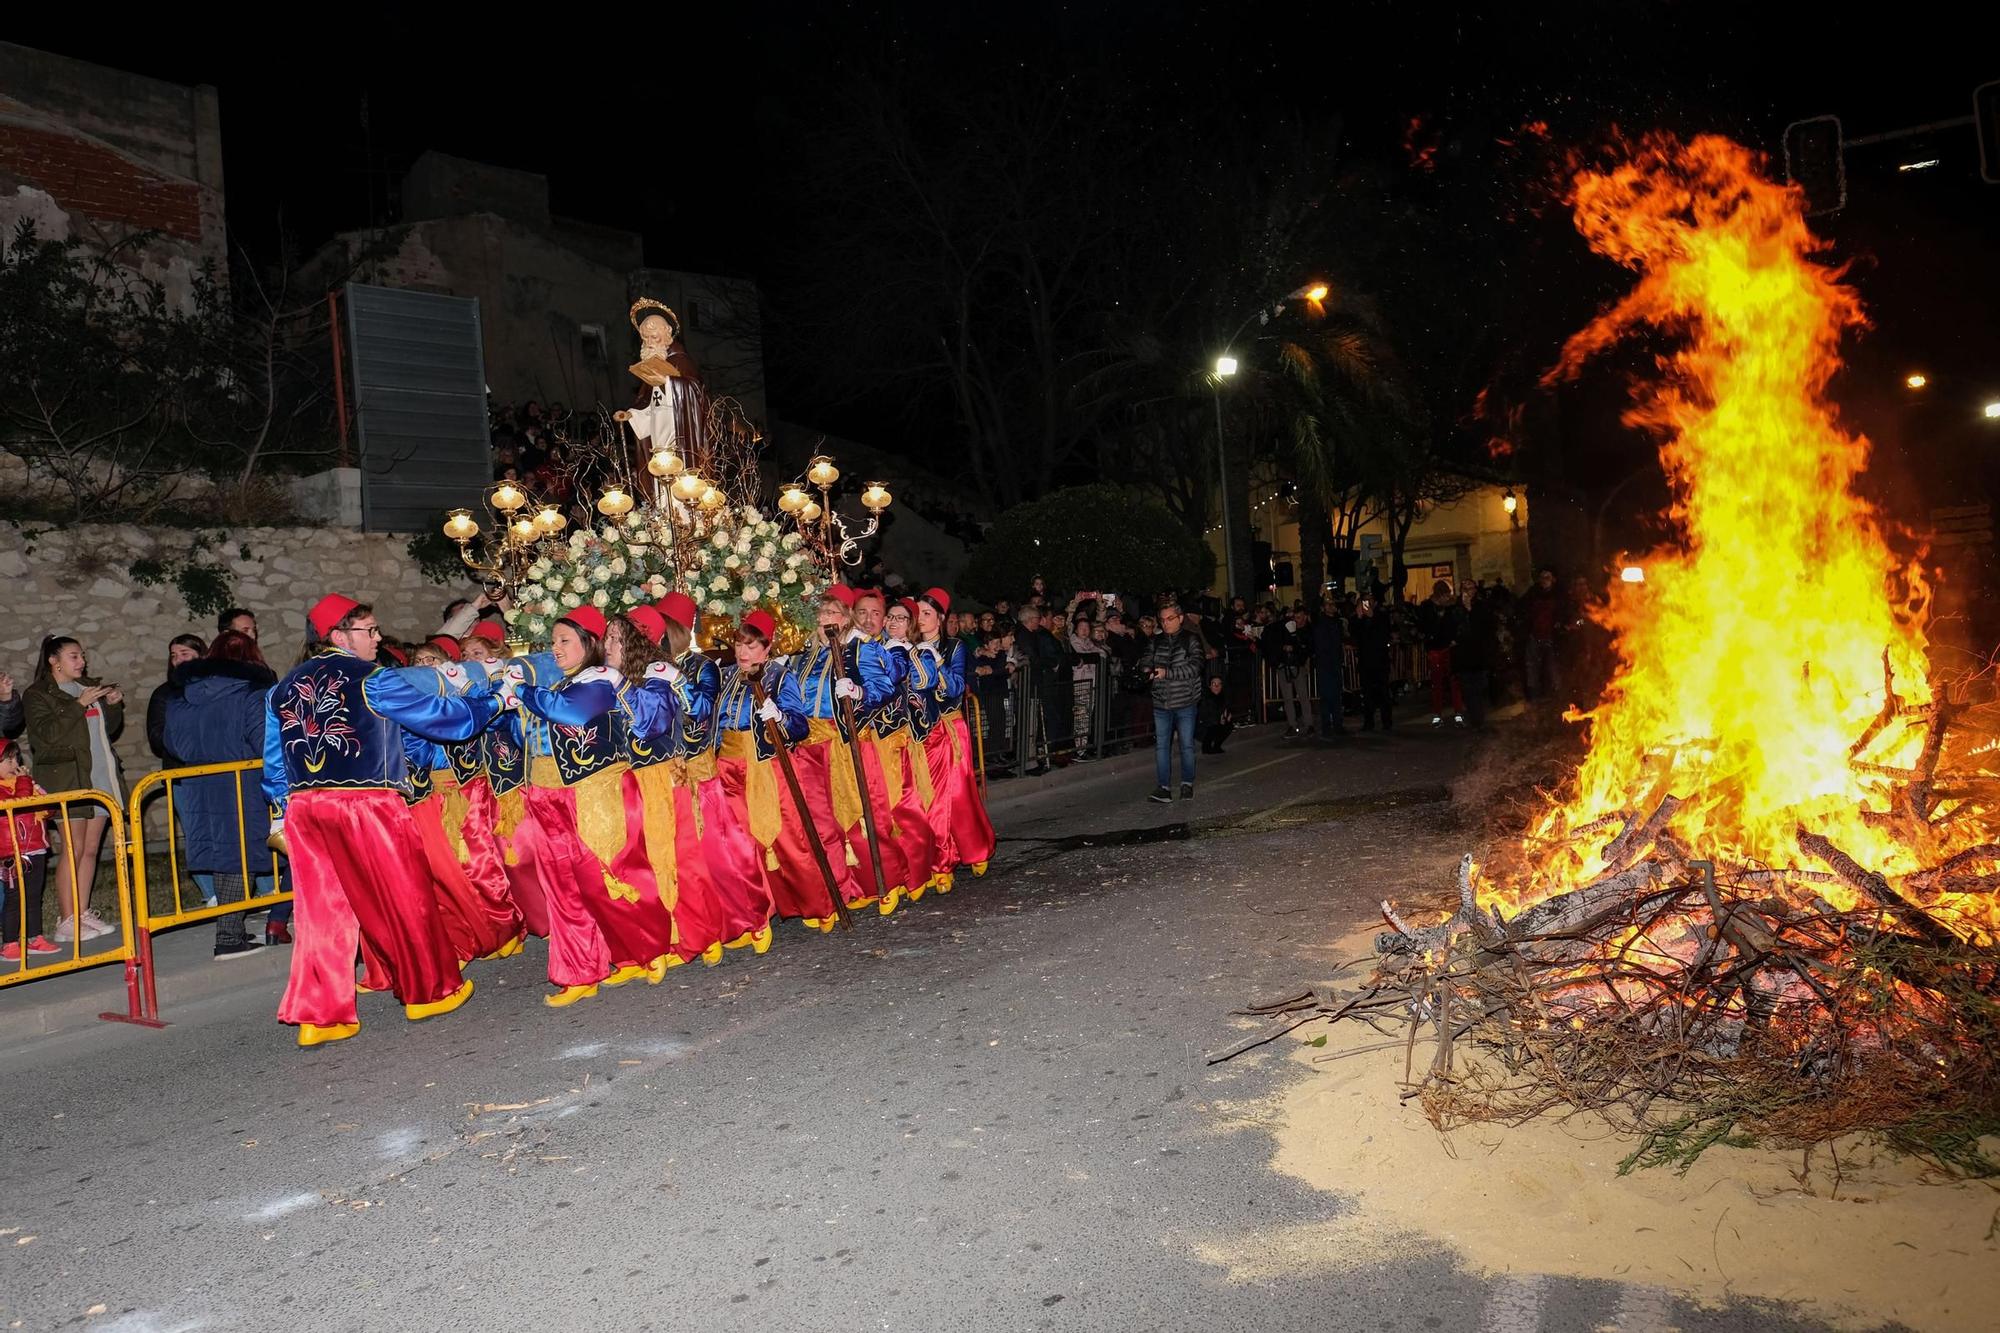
[504,604,676,1007]
[793,586,912,913]
[913,587,996,876]
[712,607,854,927]
[631,594,775,963]
[262,594,498,1048]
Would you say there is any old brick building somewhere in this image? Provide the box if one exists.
[0,42,227,309]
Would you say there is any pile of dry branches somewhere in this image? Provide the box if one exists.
[1214,664,2000,1176]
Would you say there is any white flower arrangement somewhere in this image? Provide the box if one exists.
[741,584,761,604]
[504,511,679,645]
[753,556,772,573]
[781,532,803,550]
[724,553,742,571]
[707,598,728,615]
[591,588,610,608]
[782,569,798,585]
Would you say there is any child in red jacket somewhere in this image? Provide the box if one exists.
[1,738,57,960]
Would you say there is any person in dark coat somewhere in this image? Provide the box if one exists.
[1310,596,1347,737]
[163,631,291,955]
[1351,597,1394,732]
[1012,606,1073,773]
[146,634,207,766]
[1450,586,1500,729]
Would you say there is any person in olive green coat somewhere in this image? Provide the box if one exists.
[22,636,125,942]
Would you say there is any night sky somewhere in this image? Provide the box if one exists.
[14,4,1999,482]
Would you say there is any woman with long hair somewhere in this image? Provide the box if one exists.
[508,606,675,1005]
[628,595,774,962]
[713,610,848,929]
[911,589,996,879]
[22,635,124,942]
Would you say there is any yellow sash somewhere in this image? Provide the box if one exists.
[808,717,864,831]
[631,761,679,915]
[718,730,781,849]
[433,769,471,864]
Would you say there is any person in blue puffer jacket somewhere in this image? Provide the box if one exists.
[163,631,294,958]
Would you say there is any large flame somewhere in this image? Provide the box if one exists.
[1517,135,1964,917]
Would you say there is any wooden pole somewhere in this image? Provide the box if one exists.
[751,671,852,929]
[828,628,889,902]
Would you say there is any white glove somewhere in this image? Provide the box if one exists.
[834,677,863,701]
[440,663,467,688]
[756,698,782,724]
[645,661,682,685]
[503,662,529,686]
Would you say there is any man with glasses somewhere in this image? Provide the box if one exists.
[1134,601,1208,803]
[261,593,502,1047]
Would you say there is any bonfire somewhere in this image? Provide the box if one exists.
[1217,134,2000,1176]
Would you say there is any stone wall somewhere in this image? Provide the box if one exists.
[0,524,480,785]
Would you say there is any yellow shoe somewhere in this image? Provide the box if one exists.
[298,1021,360,1048]
[701,942,724,966]
[544,983,598,1008]
[749,924,773,955]
[645,954,670,985]
[818,914,838,934]
[851,895,880,911]
[663,953,687,969]
[501,933,526,957]
[404,978,474,1022]
[724,929,754,950]
[601,963,647,988]
[878,886,905,917]
[801,917,825,932]
[355,980,383,994]
[936,872,955,894]
[972,861,989,877]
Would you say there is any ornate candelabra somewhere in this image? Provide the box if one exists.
[441,481,572,594]
[775,454,893,571]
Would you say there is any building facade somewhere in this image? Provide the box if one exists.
[307,151,767,425]
[0,42,227,310]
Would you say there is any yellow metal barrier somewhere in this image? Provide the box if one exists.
[0,786,153,1023]
[125,760,288,1024]
[967,695,988,794]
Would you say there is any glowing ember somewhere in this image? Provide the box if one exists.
[1508,135,1997,942]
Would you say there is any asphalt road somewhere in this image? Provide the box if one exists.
[0,721,1862,1332]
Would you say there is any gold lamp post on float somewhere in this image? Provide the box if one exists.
[778,454,893,569]
[442,480,572,594]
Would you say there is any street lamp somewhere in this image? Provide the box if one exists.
[1211,357,1240,598]
[1906,372,1929,390]
[1984,401,2000,420]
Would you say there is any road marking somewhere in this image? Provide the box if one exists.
[1607,1283,1679,1332]
[1480,1273,1548,1333]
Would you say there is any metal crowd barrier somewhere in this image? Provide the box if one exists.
[125,759,289,1025]
[2,761,288,1028]
[0,786,151,1024]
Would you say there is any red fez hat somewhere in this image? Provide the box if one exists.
[626,605,667,646]
[921,587,951,615]
[425,634,462,662]
[655,591,698,630]
[382,644,410,667]
[561,606,608,640]
[827,584,859,609]
[852,587,886,606]
[740,608,778,642]
[0,737,17,765]
[467,619,507,644]
[895,597,920,620]
[307,593,360,638]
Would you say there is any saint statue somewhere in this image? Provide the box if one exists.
[615,298,709,499]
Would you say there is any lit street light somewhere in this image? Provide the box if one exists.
[1214,355,1239,377]
[1905,372,1928,390]
[1984,401,2000,420]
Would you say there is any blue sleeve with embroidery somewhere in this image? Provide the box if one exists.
[856,639,900,712]
[682,657,718,749]
[772,666,811,744]
[939,642,968,703]
[519,679,619,727]
[514,651,563,688]
[628,679,679,739]
[362,669,499,742]
[261,689,290,813]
